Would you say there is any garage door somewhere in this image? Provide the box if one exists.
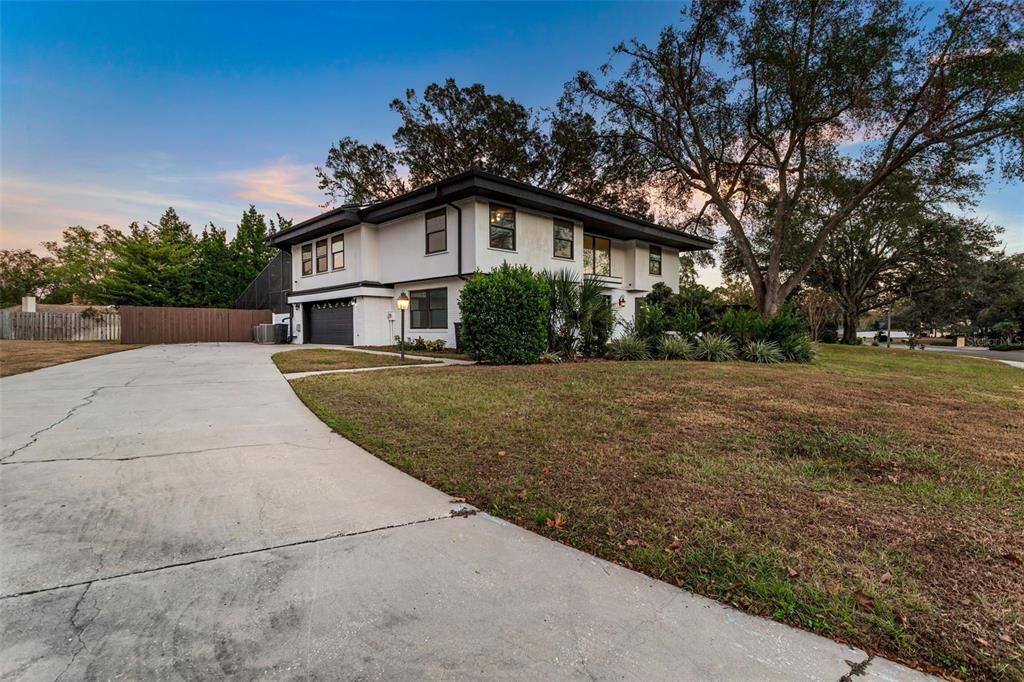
[307,300,354,345]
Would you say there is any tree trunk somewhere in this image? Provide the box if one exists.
[841,309,859,344]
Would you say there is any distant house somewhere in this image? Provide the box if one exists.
[1,302,113,315]
[260,170,714,347]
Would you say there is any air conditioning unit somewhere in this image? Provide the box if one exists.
[253,324,277,344]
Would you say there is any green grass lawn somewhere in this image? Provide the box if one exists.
[289,346,1023,679]
[271,348,436,373]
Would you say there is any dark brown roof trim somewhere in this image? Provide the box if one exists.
[267,170,716,252]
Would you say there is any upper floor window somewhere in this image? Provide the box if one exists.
[301,244,313,276]
[489,205,516,251]
[553,219,574,259]
[583,235,611,276]
[410,287,448,329]
[649,245,662,275]
[331,235,345,270]
[315,239,329,273]
[426,209,447,254]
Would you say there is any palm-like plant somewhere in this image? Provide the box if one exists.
[544,268,581,358]
[543,269,616,359]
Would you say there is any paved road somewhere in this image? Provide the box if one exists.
[1,344,928,680]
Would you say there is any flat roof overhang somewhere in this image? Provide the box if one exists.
[267,171,716,252]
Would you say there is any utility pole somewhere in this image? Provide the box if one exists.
[886,306,892,349]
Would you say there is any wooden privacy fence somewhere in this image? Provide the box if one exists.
[120,306,271,344]
[0,311,121,341]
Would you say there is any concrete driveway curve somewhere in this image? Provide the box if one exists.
[0,343,930,680]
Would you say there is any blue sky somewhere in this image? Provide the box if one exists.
[2,1,1021,285]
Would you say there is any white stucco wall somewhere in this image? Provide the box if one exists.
[285,194,688,347]
[290,225,365,292]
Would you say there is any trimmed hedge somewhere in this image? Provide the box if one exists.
[458,263,550,364]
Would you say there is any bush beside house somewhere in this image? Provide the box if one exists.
[458,263,549,364]
[459,266,816,365]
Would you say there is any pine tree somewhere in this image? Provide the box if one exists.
[100,216,195,306]
[193,224,235,307]
[230,205,275,296]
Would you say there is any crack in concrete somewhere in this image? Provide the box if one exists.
[1,387,106,462]
[53,582,100,682]
[839,654,875,681]
[0,441,309,466]
[1,511,469,601]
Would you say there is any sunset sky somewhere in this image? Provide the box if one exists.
[2,1,1021,286]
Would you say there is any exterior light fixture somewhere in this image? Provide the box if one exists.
[618,295,627,308]
[396,291,410,358]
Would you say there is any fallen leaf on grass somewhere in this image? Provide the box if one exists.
[976,637,989,647]
[880,571,893,583]
[786,566,799,578]
[999,634,1013,644]
[606,527,617,537]
[625,538,640,547]
[449,497,466,503]
[854,590,875,608]
[545,513,565,530]
[665,536,682,553]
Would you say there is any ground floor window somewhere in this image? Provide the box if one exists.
[410,287,447,329]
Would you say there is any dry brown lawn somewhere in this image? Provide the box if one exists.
[271,348,437,374]
[0,340,142,377]
[291,346,1024,680]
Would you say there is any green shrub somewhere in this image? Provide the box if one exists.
[659,335,695,360]
[426,339,446,352]
[716,308,766,344]
[819,322,839,344]
[695,334,737,361]
[741,339,784,364]
[634,301,670,348]
[580,277,615,357]
[763,304,807,344]
[779,333,816,362]
[539,351,563,364]
[543,269,615,358]
[606,335,652,360]
[459,263,549,364]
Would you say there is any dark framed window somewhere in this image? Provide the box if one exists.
[489,204,516,251]
[426,209,447,254]
[315,239,328,273]
[331,235,345,270]
[301,243,313,276]
[649,245,662,275]
[553,219,574,259]
[583,235,611,276]
[410,287,447,329]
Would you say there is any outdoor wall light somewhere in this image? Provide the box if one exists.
[618,295,627,307]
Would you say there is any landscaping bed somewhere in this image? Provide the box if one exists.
[271,348,437,373]
[352,345,474,361]
[0,340,142,377]
[290,345,1024,679]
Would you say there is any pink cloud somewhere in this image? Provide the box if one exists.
[226,162,322,210]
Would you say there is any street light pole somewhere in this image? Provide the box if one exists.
[396,291,410,359]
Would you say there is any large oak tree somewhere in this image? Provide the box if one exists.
[571,0,1023,315]
[315,79,657,219]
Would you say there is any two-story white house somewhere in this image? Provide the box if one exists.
[264,171,714,347]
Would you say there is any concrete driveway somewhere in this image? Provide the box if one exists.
[1,343,927,680]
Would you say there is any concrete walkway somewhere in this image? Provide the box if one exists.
[1,343,929,680]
